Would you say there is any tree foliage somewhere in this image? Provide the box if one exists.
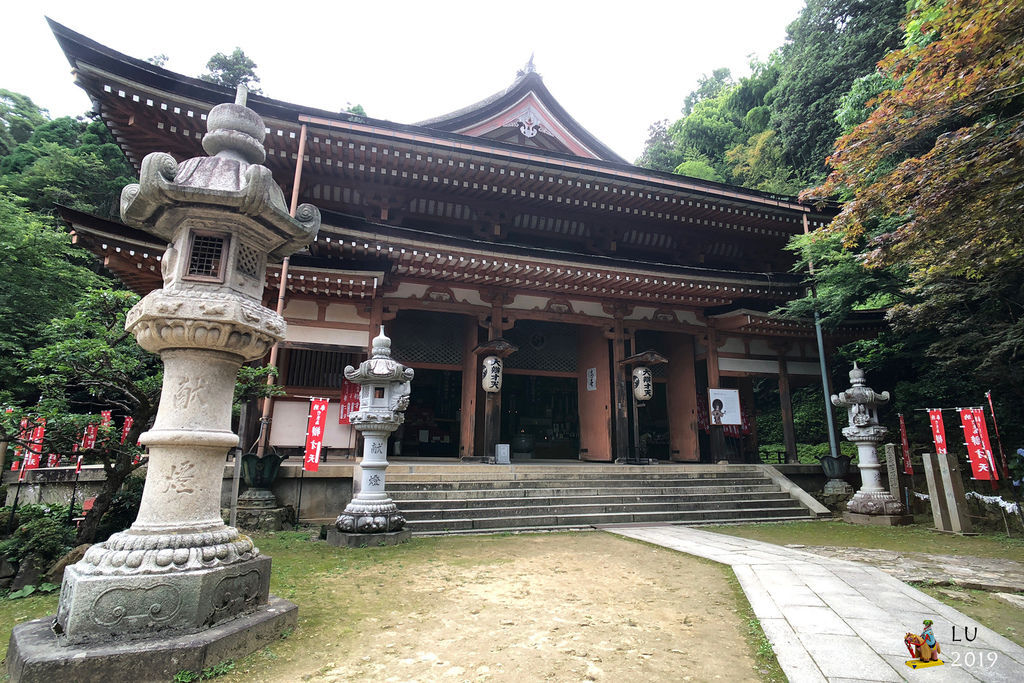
[200,48,262,93]
[0,90,48,157]
[0,195,105,399]
[768,0,906,182]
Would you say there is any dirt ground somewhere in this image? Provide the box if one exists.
[229,532,766,682]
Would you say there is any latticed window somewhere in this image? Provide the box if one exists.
[186,233,227,280]
[505,320,577,373]
[236,243,260,279]
[285,349,360,388]
[389,311,465,367]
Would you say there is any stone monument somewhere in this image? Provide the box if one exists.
[831,363,911,525]
[328,328,413,547]
[8,87,320,680]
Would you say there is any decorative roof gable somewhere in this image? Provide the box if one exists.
[418,62,625,163]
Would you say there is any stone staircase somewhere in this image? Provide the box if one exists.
[386,463,828,535]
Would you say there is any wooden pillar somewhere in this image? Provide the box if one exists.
[481,304,504,459]
[738,376,756,463]
[666,333,698,461]
[778,356,798,463]
[459,316,480,459]
[577,325,613,461]
[705,326,725,461]
[612,316,630,461]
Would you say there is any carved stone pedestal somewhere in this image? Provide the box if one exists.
[9,597,296,682]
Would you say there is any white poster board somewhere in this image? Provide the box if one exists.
[586,367,598,391]
[707,388,742,426]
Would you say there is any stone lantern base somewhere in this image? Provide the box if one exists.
[7,596,296,682]
[326,527,412,548]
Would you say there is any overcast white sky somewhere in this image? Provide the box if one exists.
[2,1,805,162]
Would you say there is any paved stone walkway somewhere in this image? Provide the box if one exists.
[610,527,1024,682]
[785,546,1024,593]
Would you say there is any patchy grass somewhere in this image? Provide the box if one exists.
[0,590,59,667]
[911,584,1024,649]
[704,520,1024,561]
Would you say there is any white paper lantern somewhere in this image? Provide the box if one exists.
[482,355,502,393]
[632,366,653,401]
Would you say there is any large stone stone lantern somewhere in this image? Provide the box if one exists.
[831,363,909,523]
[10,89,320,678]
[330,327,413,546]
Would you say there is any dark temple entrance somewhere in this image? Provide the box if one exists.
[501,375,580,459]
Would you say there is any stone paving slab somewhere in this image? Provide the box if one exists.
[610,526,1024,682]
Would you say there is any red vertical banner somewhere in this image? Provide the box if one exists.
[121,416,134,444]
[927,409,947,456]
[82,423,98,450]
[303,397,330,472]
[898,413,913,475]
[959,408,997,481]
[25,418,45,470]
[972,407,998,482]
[100,410,112,426]
[338,380,361,425]
[14,417,29,460]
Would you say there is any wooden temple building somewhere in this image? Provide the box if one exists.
[49,20,870,465]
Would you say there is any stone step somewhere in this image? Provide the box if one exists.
[388,470,765,483]
[395,490,794,509]
[404,498,799,520]
[405,506,814,533]
[391,483,782,501]
[411,515,817,536]
[388,475,773,491]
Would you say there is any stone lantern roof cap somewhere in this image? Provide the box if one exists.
[119,94,320,261]
[345,327,414,384]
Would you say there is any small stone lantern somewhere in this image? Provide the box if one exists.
[331,327,413,546]
[831,363,908,521]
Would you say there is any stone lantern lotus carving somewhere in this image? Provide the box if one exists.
[52,90,319,645]
[334,328,413,536]
[831,363,906,516]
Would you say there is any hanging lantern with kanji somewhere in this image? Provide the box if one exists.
[632,366,654,401]
[482,355,503,393]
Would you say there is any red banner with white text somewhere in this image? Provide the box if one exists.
[304,397,330,472]
[24,418,45,471]
[927,409,947,456]
[338,380,360,425]
[959,408,997,480]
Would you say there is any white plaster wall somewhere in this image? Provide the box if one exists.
[721,337,746,353]
[678,310,704,326]
[626,306,657,321]
[390,283,429,299]
[719,358,780,375]
[571,300,609,318]
[748,340,776,356]
[286,324,368,348]
[324,303,360,323]
[269,399,356,448]
[508,295,549,311]
[787,361,822,376]
[451,287,486,306]
[283,299,318,319]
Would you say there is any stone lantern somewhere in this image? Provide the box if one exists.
[11,89,320,676]
[831,363,909,523]
[330,327,413,546]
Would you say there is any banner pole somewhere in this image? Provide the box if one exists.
[985,391,1010,479]
[7,460,28,533]
[296,467,304,525]
[66,456,83,526]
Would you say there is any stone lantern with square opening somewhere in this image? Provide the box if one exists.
[8,89,321,679]
[330,327,414,546]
